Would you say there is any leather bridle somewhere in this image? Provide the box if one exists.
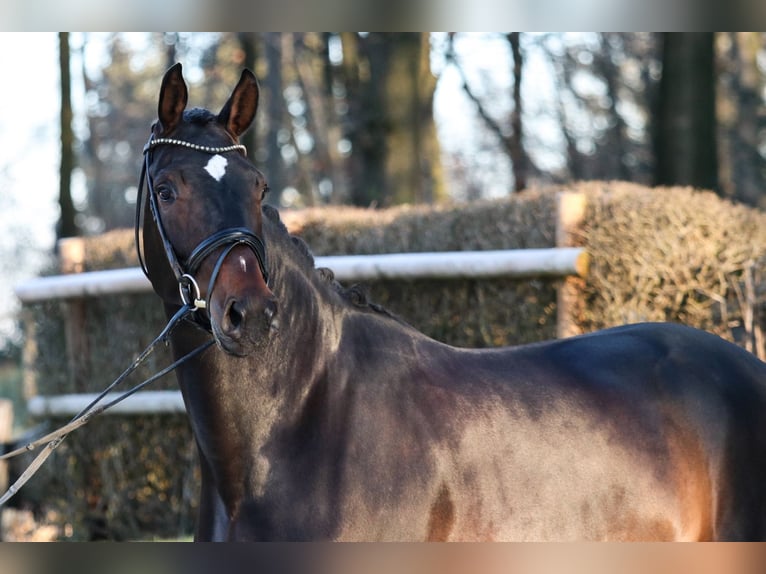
[136,136,269,319]
[0,134,273,505]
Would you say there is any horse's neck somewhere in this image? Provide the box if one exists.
[167,254,347,499]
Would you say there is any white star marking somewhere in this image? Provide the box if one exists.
[204,154,228,181]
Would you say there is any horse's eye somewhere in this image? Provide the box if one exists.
[261,186,271,201]
[156,186,175,203]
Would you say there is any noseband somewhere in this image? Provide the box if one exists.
[136,136,269,320]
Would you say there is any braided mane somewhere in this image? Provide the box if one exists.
[262,205,398,320]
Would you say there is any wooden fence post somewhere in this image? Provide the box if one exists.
[58,237,85,275]
[58,238,91,393]
[0,399,12,492]
[0,398,12,539]
[556,191,587,339]
[0,399,13,493]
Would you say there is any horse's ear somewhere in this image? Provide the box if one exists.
[218,69,259,139]
[157,63,188,134]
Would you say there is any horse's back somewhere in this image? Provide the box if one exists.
[380,322,766,540]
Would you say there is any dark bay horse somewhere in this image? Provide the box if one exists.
[139,63,766,541]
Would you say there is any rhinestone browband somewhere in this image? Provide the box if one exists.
[143,138,247,155]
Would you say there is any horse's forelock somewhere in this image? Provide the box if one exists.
[183,107,217,125]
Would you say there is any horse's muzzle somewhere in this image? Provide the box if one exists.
[214,292,279,356]
[207,246,279,356]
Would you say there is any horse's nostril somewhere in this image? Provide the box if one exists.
[226,300,245,331]
[220,296,278,341]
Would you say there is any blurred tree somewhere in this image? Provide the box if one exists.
[508,33,526,192]
[58,32,78,239]
[592,33,630,182]
[717,33,766,208]
[237,32,259,166]
[444,33,661,193]
[541,33,661,185]
[69,33,766,217]
[80,33,233,231]
[293,33,348,204]
[341,32,444,206]
[654,33,719,191]
[536,31,766,204]
[261,33,287,206]
[164,32,178,70]
[80,34,166,231]
[447,32,532,193]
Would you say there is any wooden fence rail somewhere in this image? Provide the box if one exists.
[14,248,587,304]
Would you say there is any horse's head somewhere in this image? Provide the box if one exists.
[139,63,278,356]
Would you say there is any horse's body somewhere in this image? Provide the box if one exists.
[141,64,766,541]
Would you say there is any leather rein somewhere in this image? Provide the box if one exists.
[0,135,267,506]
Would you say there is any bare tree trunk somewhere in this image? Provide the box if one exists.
[164,32,178,70]
[412,33,445,204]
[58,32,77,239]
[654,33,719,191]
[342,33,443,206]
[294,34,348,203]
[508,33,526,192]
[597,34,630,181]
[717,32,765,207]
[449,33,532,193]
[264,33,286,206]
[548,50,586,181]
[342,32,387,206]
[238,33,259,163]
[381,33,443,204]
